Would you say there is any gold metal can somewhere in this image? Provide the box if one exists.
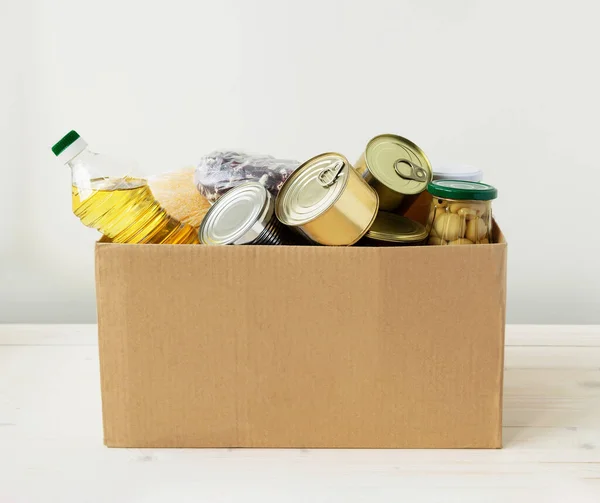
[355,134,432,211]
[275,153,379,246]
[364,212,428,245]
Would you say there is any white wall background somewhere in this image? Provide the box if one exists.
[0,0,598,323]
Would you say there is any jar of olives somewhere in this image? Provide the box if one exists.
[426,180,498,245]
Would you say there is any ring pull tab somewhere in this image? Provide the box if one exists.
[318,160,345,188]
[393,158,428,182]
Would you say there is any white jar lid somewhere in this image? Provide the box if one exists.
[433,163,483,182]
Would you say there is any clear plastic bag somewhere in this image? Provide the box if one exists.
[195,151,299,203]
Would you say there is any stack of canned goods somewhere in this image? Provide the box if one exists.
[199,134,498,247]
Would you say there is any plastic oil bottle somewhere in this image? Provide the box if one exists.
[52,131,199,244]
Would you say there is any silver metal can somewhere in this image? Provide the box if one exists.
[199,182,296,245]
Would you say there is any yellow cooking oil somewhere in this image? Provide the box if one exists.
[72,177,199,244]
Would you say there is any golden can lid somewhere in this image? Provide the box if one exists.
[275,152,349,225]
[365,212,428,243]
[364,134,432,195]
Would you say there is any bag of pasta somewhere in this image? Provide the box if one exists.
[195,151,299,203]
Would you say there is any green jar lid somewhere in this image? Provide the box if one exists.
[427,180,498,201]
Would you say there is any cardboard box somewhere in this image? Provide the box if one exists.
[95,225,507,448]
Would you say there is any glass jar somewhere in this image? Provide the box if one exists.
[400,165,484,226]
[426,180,498,245]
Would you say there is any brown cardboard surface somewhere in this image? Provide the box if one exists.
[95,234,507,448]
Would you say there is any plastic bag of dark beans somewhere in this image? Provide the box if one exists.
[195,151,300,204]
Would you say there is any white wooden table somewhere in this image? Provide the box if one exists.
[1,325,599,502]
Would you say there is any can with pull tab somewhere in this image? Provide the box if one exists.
[275,153,379,246]
[354,134,432,211]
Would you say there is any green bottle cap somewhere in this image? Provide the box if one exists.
[427,179,498,201]
[52,130,80,156]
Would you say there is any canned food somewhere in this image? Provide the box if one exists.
[199,182,296,245]
[426,180,498,246]
[275,153,379,246]
[364,212,428,245]
[355,134,432,211]
[400,164,483,224]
